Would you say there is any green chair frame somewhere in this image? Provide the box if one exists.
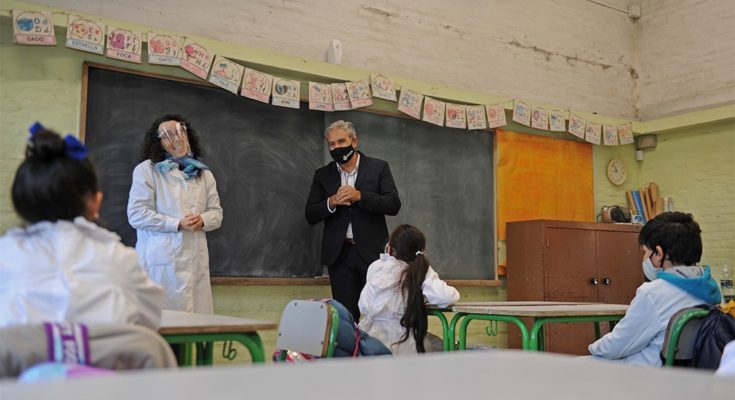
[661,306,709,367]
[276,300,340,360]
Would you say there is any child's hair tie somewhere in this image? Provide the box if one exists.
[415,250,423,256]
[28,121,89,161]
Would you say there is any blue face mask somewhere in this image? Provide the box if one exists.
[642,257,660,281]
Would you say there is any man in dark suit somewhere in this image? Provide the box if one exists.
[306,120,401,321]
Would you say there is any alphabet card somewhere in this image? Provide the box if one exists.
[331,83,352,111]
[147,33,182,65]
[271,77,300,109]
[105,27,142,63]
[370,74,396,101]
[422,97,445,126]
[181,39,213,80]
[512,100,531,127]
[397,89,424,119]
[549,109,566,132]
[486,104,507,128]
[445,103,467,129]
[13,10,56,45]
[66,15,104,54]
[618,122,634,145]
[309,82,334,111]
[241,68,273,103]
[531,106,549,130]
[568,113,586,139]
[346,80,373,108]
[585,122,601,145]
[603,124,619,146]
[209,55,244,94]
[466,105,487,130]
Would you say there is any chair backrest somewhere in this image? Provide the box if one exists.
[276,300,339,359]
[661,306,709,367]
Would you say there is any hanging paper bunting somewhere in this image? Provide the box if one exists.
[603,124,619,146]
[271,77,300,109]
[66,15,104,54]
[618,122,634,145]
[486,104,507,128]
[512,100,531,127]
[147,33,182,66]
[209,55,244,94]
[397,89,424,119]
[370,74,396,101]
[445,104,467,129]
[309,82,334,111]
[181,39,213,80]
[549,109,566,132]
[13,10,56,45]
[331,83,352,111]
[422,97,445,126]
[466,105,487,130]
[346,80,373,108]
[531,106,549,130]
[585,122,601,144]
[105,27,142,63]
[241,68,273,103]
[568,113,586,139]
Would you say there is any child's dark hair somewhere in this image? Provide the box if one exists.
[140,114,203,163]
[639,211,702,266]
[390,224,431,353]
[12,129,99,223]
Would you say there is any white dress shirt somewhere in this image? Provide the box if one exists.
[326,154,360,240]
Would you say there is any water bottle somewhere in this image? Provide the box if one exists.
[721,263,733,297]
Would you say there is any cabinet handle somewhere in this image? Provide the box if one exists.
[603,278,611,285]
[590,278,599,285]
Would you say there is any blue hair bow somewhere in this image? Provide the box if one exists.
[28,121,89,161]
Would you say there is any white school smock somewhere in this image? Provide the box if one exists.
[358,254,460,355]
[127,159,223,314]
[0,217,163,330]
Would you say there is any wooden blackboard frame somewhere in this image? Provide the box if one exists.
[80,62,500,286]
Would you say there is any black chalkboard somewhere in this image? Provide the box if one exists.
[84,64,495,280]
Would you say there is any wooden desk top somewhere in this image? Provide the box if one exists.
[452,303,629,317]
[2,350,732,399]
[158,310,277,335]
[427,301,594,311]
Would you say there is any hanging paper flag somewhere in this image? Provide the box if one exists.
[241,68,273,103]
[147,33,182,66]
[603,124,619,146]
[370,74,396,101]
[271,77,300,109]
[486,104,507,128]
[568,113,586,139]
[531,106,549,130]
[105,27,142,63]
[466,105,487,130]
[397,89,424,119]
[422,97,446,126]
[346,80,373,108]
[181,39,213,80]
[309,82,334,111]
[331,83,352,111]
[618,122,634,145]
[549,109,566,132]
[13,10,56,45]
[585,122,601,144]
[512,100,531,127]
[208,55,244,94]
[66,15,104,54]
[445,104,467,129]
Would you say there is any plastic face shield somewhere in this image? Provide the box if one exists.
[158,122,190,157]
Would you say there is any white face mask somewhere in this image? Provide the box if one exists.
[642,258,660,281]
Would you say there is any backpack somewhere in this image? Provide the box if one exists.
[692,304,735,370]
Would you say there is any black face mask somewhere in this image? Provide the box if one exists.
[330,145,355,164]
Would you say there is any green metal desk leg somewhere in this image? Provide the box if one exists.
[448,313,467,351]
[163,332,267,364]
[529,315,625,351]
[427,309,451,351]
[457,315,530,351]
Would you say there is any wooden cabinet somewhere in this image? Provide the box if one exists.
[507,220,643,354]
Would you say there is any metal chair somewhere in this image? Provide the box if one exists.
[661,306,709,367]
[275,300,340,360]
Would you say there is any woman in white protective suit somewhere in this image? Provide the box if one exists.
[127,114,223,313]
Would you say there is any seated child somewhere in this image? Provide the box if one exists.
[358,224,460,355]
[0,124,163,330]
[588,212,721,366]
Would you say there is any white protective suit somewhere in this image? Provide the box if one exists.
[358,254,460,355]
[127,159,223,313]
[0,217,163,330]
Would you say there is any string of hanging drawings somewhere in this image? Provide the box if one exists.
[11,9,634,146]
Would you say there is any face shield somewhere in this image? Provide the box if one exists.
[158,122,191,158]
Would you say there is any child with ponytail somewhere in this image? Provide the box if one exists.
[358,224,459,355]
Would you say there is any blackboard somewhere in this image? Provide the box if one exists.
[83,64,495,280]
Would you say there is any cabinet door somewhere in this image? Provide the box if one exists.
[596,230,643,304]
[545,228,598,301]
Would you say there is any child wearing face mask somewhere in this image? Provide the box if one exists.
[358,224,460,355]
[588,212,721,366]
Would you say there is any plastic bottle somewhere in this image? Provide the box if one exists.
[721,264,733,297]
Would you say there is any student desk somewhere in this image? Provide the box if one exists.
[451,303,629,351]
[3,350,732,400]
[159,310,277,364]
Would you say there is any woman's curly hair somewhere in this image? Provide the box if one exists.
[140,114,203,163]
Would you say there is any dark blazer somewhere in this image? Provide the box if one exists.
[305,152,401,266]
